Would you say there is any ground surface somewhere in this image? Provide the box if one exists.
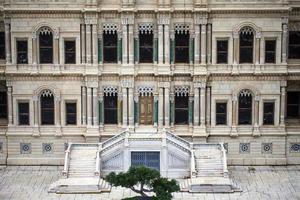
[0,166,300,200]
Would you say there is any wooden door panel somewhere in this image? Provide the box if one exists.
[139,96,153,125]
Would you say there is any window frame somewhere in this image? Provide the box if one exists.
[40,94,55,125]
[287,91,300,119]
[64,39,76,64]
[288,31,300,59]
[215,101,228,126]
[238,93,253,125]
[139,31,154,63]
[39,32,53,64]
[103,32,118,63]
[264,39,276,64]
[16,38,28,64]
[104,95,118,124]
[239,31,254,64]
[0,90,7,119]
[174,95,189,125]
[174,32,190,64]
[216,39,229,64]
[65,101,77,125]
[263,101,275,125]
[18,101,30,126]
[0,32,5,60]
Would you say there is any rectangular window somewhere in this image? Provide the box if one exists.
[289,31,300,59]
[175,96,189,125]
[287,92,300,119]
[104,95,118,124]
[17,40,28,64]
[265,40,276,63]
[239,33,254,63]
[64,40,76,64]
[263,102,275,125]
[216,102,227,125]
[66,102,77,125]
[18,102,29,125]
[139,32,153,63]
[217,40,228,64]
[175,32,189,63]
[0,91,7,119]
[103,33,118,63]
[0,32,5,60]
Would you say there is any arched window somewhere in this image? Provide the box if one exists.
[238,89,252,125]
[40,90,54,125]
[239,26,254,63]
[39,27,53,64]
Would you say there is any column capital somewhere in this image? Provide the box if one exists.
[194,82,206,89]
[158,82,170,88]
[255,32,262,39]
[233,31,239,39]
[195,16,208,25]
[232,95,238,102]
[121,16,134,25]
[121,79,134,88]
[254,95,260,101]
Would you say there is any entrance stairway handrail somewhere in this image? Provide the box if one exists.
[220,142,229,177]
[62,142,72,177]
[102,130,128,149]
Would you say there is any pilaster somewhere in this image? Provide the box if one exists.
[4,19,11,64]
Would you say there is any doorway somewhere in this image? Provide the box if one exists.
[139,96,153,125]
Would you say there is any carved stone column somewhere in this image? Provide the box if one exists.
[194,24,200,64]
[282,23,288,64]
[86,24,92,64]
[82,86,87,125]
[193,86,200,126]
[164,87,170,127]
[33,96,39,127]
[128,87,134,127]
[93,87,98,126]
[122,24,128,64]
[158,24,163,64]
[4,20,11,64]
[233,32,239,64]
[81,24,86,64]
[206,86,211,125]
[158,87,164,127]
[254,96,260,126]
[99,95,104,128]
[280,85,286,126]
[117,94,122,127]
[32,34,37,65]
[55,96,62,136]
[231,95,238,136]
[170,94,174,127]
[122,87,128,126]
[134,94,139,126]
[7,86,13,125]
[164,24,170,65]
[54,33,59,65]
[207,24,212,64]
[200,24,207,65]
[189,96,194,127]
[128,24,134,65]
[92,24,98,65]
[87,87,92,126]
[200,84,206,127]
[255,33,261,64]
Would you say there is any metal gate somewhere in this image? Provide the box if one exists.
[131,152,160,171]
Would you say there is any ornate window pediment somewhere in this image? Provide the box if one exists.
[103,23,118,34]
[175,86,189,97]
[38,26,53,35]
[239,89,252,97]
[138,86,154,96]
[139,23,154,34]
[239,26,255,35]
[103,86,118,96]
[174,24,190,34]
[40,89,54,97]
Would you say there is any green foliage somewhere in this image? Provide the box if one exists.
[106,166,180,199]
[152,178,180,200]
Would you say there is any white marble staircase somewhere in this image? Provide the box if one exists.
[194,145,224,177]
[68,145,98,178]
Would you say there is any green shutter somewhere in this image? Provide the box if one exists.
[189,38,194,63]
[153,38,158,63]
[170,39,174,64]
[188,99,193,125]
[154,98,158,125]
[118,38,122,63]
[134,101,139,124]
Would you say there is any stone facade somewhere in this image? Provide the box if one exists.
[0,0,300,166]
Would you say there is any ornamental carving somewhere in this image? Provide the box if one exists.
[138,86,154,96]
[103,86,118,96]
[239,89,252,97]
[240,26,255,35]
[288,22,300,31]
[175,86,189,97]
[38,26,53,35]
[40,89,54,97]
[174,24,190,34]
[103,23,118,34]
[139,23,154,34]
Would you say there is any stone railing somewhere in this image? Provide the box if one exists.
[62,142,72,178]
[220,142,229,177]
[95,144,101,176]
[101,130,127,151]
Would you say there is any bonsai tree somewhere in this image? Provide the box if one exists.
[105,166,180,200]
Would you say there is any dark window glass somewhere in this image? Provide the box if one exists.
[64,41,76,64]
[238,94,252,125]
[104,95,118,124]
[216,102,227,125]
[18,102,29,125]
[289,31,300,59]
[139,32,153,63]
[103,33,117,63]
[263,102,274,125]
[39,33,53,64]
[0,32,5,60]
[17,40,28,64]
[287,92,300,118]
[217,40,228,64]
[265,40,276,63]
[239,32,253,63]
[175,95,189,125]
[131,152,160,171]
[0,91,7,119]
[41,95,54,125]
[66,102,77,125]
[175,32,189,63]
